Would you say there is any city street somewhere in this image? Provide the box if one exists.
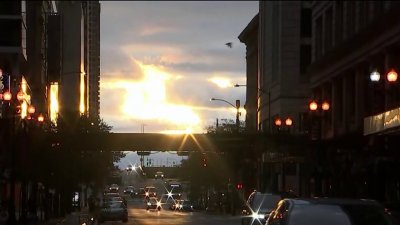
[121,198,241,225]
[98,174,242,225]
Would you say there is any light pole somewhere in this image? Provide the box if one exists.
[210,98,240,132]
[234,84,271,132]
[308,100,330,197]
[273,116,293,192]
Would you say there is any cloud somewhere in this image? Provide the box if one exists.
[100,1,258,133]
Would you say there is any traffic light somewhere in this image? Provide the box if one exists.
[236,183,243,190]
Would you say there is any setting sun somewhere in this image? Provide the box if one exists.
[106,60,202,131]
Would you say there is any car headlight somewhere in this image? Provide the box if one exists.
[147,202,151,206]
[252,213,264,219]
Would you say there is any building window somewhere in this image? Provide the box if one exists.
[346,1,356,38]
[300,44,311,74]
[324,7,333,52]
[271,2,280,82]
[300,8,312,37]
[348,73,355,121]
[335,1,344,46]
[358,1,369,30]
[315,16,323,59]
[373,1,385,18]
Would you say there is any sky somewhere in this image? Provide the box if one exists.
[99,1,259,168]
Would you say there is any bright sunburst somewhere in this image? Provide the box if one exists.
[121,60,201,132]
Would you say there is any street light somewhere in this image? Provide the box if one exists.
[234,84,272,132]
[210,98,241,132]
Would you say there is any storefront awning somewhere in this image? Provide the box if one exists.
[364,107,400,135]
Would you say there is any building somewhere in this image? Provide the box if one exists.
[308,1,400,201]
[239,1,314,196]
[238,14,259,134]
[57,1,100,120]
[85,1,101,119]
[258,1,312,134]
[0,1,59,223]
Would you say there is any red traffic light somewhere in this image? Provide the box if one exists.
[236,183,243,190]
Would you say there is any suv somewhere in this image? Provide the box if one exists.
[241,191,283,225]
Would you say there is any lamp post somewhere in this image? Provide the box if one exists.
[273,116,293,192]
[308,100,330,197]
[234,84,271,132]
[1,74,42,225]
[210,98,241,132]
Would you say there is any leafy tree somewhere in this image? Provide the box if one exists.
[205,118,246,134]
[28,111,124,215]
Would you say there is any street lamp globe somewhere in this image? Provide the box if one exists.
[274,118,282,126]
[387,69,398,82]
[28,105,35,114]
[285,118,293,126]
[322,101,330,111]
[3,91,12,101]
[17,91,24,102]
[370,70,381,82]
[309,101,318,111]
[38,114,44,122]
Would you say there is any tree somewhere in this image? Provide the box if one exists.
[28,111,125,215]
[205,118,246,134]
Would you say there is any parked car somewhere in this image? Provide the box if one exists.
[241,191,282,225]
[98,201,128,223]
[265,198,400,225]
[146,197,161,211]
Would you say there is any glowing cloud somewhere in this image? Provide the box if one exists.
[209,77,233,88]
[103,59,201,133]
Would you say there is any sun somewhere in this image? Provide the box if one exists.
[121,60,201,131]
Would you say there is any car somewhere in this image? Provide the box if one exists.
[145,186,157,198]
[108,184,119,192]
[166,183,183,200]
[159,194,177,210]
[155,171,164,179]
[136,188,146,198]
[265,198,400,225]
[129,187,140,198]
[103,192,127,206]
[98,201,128,223]
[123,186,135,194]
[146,197,161,211]
[241,191,282,225]
[173,200,194,212]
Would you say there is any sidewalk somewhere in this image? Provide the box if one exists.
[40,207,92,225]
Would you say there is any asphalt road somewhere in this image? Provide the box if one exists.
[103,174,243,225]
